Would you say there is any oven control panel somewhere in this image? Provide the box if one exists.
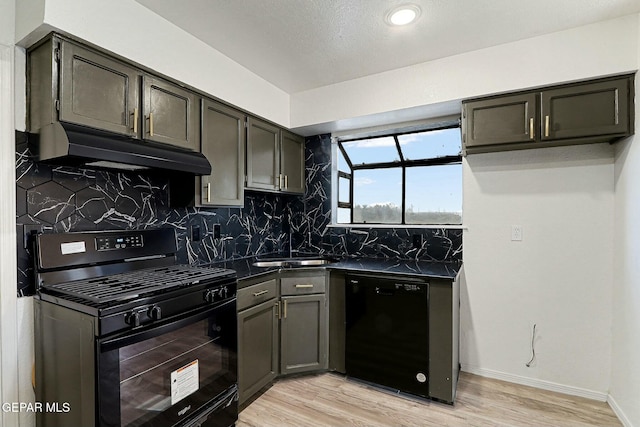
[96,235,144,251]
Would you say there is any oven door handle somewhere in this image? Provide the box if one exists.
[99,298,235,352]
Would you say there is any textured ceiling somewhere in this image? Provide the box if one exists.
[135,0,640,94]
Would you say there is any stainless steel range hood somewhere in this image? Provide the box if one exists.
[33,122,211,175]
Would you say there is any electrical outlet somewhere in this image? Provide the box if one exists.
[511,225,523,241]
[412,234,423,249]
[191,225,201,242]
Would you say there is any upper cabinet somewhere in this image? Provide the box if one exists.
[280,130,305,194]
[246,117,305,194]
[462,74,634,154]
[246,117,280,191]
[198,99,246,207]
[540,78,631,141]
[463,93,536,148]
[29,35,199,152]
[57,41,139,137]
[142,76,199,151]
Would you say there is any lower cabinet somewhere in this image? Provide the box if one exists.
[237,270,328,405]
[280,294,327,375]
[237,276,278,405]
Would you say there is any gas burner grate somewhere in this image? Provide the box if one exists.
[42,265,234,304]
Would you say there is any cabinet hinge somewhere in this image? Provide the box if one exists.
[55,100,60,111]
[244,175,248,185]
[54,48,60,62]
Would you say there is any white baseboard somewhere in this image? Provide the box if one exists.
[607,395,633,427]
[460,364,608,402]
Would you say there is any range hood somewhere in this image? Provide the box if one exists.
[33,122,211,175]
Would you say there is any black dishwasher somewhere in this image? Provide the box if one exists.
[345,273,429,398]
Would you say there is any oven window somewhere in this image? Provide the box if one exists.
[120,320,215,425]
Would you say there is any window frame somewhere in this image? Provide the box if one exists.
[332,121,462,226]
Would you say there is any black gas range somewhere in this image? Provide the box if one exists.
[34,228,238,427]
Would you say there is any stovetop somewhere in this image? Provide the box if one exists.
[41,265,236,304]
[34,229,240,337]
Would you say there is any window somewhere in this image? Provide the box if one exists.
[334,124,462,225]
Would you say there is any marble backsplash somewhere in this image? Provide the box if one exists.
[15,131,301,296]
[15,131,461,296]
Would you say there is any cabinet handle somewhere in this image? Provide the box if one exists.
[283,300,287,319]
[544,115,550,137]
[295,284,314,288]
[529,117,534,140]
[148,113,154,137]
[284,175,288,189]
[278,174,283,190]
[253,289,269,297]
[207,182,211,203]
[275,301,281,319]
[132,108,138,134]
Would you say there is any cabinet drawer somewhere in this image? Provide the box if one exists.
[237,279,277,311]
[281,274,326,295]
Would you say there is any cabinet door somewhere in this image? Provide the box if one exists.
[142,76,199,151]
[280,130,305,194]
[199,99,246,207]
[237,298,279,404]
[246,117,279,191]
[463,93,536,147]
[59,41,139,137]
[540,78,630,141]
[280,294,327,375]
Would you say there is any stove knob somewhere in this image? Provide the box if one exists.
[218,287,227,300]
[148,305,162,321]
[125,311,140,328]
[204,289,215,303]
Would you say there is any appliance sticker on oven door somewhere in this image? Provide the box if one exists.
[60,241,86,255]
[170,360,199,406]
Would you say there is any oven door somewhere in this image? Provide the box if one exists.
[97,298,237,427]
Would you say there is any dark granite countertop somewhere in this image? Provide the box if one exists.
[328,257,461,280]
[210,253,461,285]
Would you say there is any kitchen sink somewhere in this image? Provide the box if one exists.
[252,258,333,268]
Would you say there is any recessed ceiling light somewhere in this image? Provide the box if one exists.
[386,4,421,26]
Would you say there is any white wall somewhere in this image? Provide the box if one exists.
[291,14,639,132]
[0,1,19,426]
[461,144,615,398]
[610,14,640,426]
[15,0,291,127]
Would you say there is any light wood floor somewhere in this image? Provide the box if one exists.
[237,372,621,427]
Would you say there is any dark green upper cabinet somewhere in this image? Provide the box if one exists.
[142,76,199,151]
[463,93,536,147]
[462,74,634,154]
[246,116,280,191]
[29,35,200,153]
[58,42,139,137]
[540,78,630,141]
[198,99,246,207]
[280,130,305,194]
[246,117,305,194]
